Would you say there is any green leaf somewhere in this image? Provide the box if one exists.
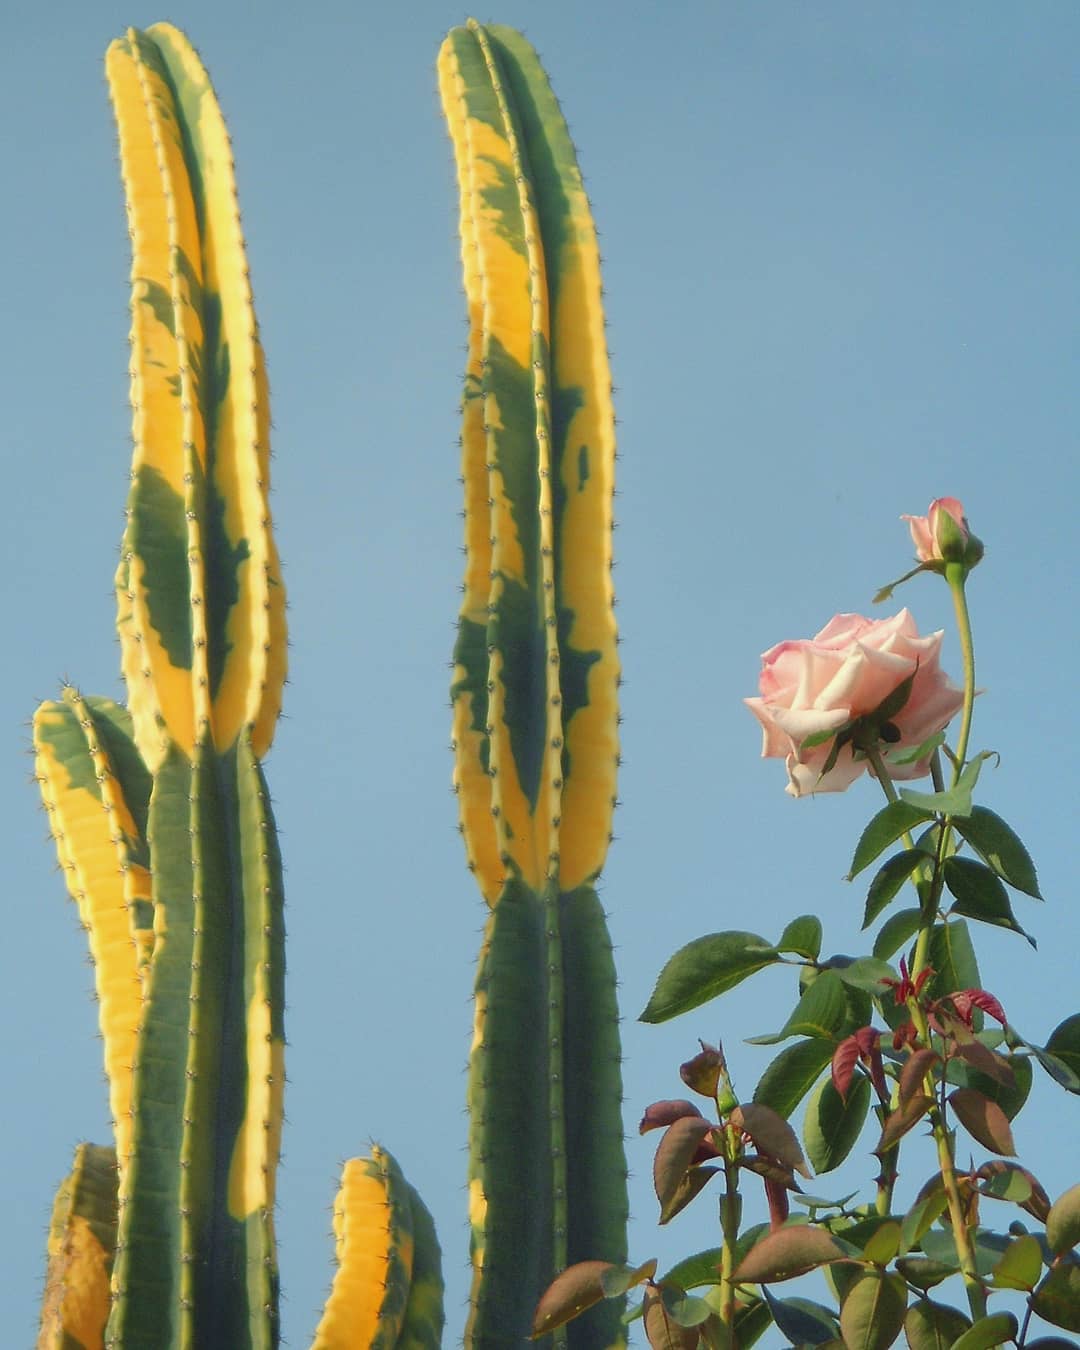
[838,1268,907,1350]
[903,1298,972,1350]
[659,1286,712,1328]
[889,731,947,769]
[733,1296,772,1348]
[1031,1254,1080,1333]
[863,850,930,928]
[954,805,1042,899]
[731,1225,846,1283]
[753,1039,835,1120]
[836,956,899,993]
[805,1074,871,1174]
[989,1234,1043,1291]
[1043,1014,1080,1091]
[873,907,922,961]
[925,920,981,1001]
[777,914,823,960]
[1046,1183,1080,1256]
[848,802,932,880]
[949,1311,1020,1349]
[658,1249,722,1291]
[947,1088,1016,1155]
[894,1257,956,1291]
[748,969,867,1045]
[899,752,993,819]
[761,1287,839,1345]
[943,856,1036,947]
[947,1050,1032,1121]
[640,932,782,1023]
[599,1259,658,1298]
[863,1221,902,1267]
[899,1184,950,1255]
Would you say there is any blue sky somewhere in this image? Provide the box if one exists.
[5,2,1079,1343]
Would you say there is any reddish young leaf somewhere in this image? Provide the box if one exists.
[642,1286,701,1350]
[731,1103,811,1178]
[739,1154,798,1188]
[764,1177,790,1231]
[949,988,1007,1027]
[876,1094,934,1154]
[951,1040,1015,1088]
[654,1117,716,1217]
[640,1099,705,1134]
[680,1041,726,1098]
[832,1034,863,1101]
[977,1161,1051,1222]
[531,1260,614,1337]
[661,1165,721,1225]
[899,1048,941,1105]
[948,1088,1016,1156]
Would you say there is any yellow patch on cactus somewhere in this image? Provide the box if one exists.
[227,989,284,1219]
[37,1213,111,1350]
[145,25,286,756]
[33,701,143,1172]
[311,1150,415,1350]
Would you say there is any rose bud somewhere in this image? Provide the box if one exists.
[901,497,984,570]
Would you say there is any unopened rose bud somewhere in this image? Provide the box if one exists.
[901,497,983,570]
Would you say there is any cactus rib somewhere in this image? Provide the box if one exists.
[440,20,628,1347]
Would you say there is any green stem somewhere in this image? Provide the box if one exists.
[718,1144,742,1333]
[909,1003,986,1321]
[946,563,976,783]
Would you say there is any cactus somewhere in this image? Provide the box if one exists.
[438,20,629,1347]
[38,1144,119,1349]
[33,24,440,1350]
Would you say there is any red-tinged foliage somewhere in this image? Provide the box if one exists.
[946,988,1007,1028]
[679,1040,726,1098]
[639,1100,704,1135]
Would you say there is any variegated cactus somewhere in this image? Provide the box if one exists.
[438,21,629,1348]
[33,25,441,1350]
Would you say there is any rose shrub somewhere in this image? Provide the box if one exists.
[745,608,964,796]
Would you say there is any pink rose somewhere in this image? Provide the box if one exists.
[901,497,982,567]
[745,610,964,797]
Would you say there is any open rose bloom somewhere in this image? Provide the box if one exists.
[745,610,965,797]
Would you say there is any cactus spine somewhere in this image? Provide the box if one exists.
[34,24,441,1350]
[438,21,628,1347]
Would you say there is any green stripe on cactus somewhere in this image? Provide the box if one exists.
[466,879,556,1345]
[484,26,619,893]
[441,22,628,1347]
[558,888,629,1350]
[145,24,286,756]
[33,690,151,1170]
[38,1144,118,1350]
[107,25,285,766]
[108,747,194,1346]
[395,1180,445,1350]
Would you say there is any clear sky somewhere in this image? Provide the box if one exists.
[4,2,1078,1344]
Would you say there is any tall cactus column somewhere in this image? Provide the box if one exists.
[34,25,287,1347]
[438,22,628,1348]
[105,25,287,1346]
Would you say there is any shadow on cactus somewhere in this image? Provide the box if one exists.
[33,25,440,1349]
